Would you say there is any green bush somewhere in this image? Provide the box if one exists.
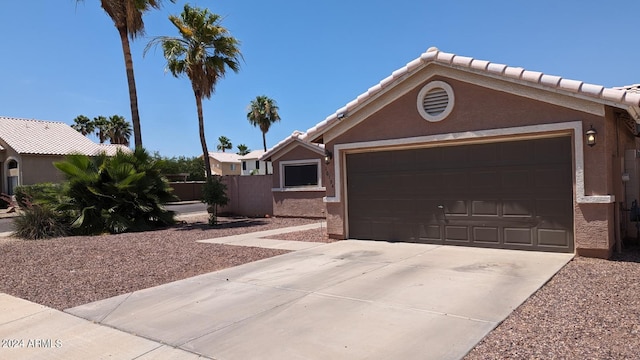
[54,148,177,235]
[202,176,229,225]
[13,204,70,240]
[14,183,64,209]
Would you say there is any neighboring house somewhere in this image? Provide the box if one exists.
[0,117,128,195]
[206,152,241,176]
[263,47,640,259]
[239,150,272,175]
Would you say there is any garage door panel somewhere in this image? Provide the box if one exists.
[471,200,499,216]
[419,224,442,241]
[445,226,470,242]
[504,228,534,245]
[443,200,468,215]
[472,227,500,243]
[346,137,573,253]
[502,200,535,217]
[537,229,570,247]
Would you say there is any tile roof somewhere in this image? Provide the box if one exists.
[0,117,129,156]
[299,47,640,143]
[261,130,325,161]
[238,150,266,160]
[208,152,241,163]
[614,84,640,94]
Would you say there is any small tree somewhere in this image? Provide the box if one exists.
[72,115,95,136]
[202,176,229,225]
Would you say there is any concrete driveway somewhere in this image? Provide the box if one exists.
[67,240,573,360]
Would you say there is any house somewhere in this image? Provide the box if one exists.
[0,117,129,195]
[263,47,640,258]
[206,152,241,176]
[239,150,273,175]
[261,131,327,218]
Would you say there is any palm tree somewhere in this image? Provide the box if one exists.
[93,116,110,144]
[72,115,95,136]
[247,95,281,152]
[77,0,174,148]
[107,115,133,146]
[217,136,232,152]
[236,144,250,156]
[146,4,242,181]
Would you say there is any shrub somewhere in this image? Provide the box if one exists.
[202,176,229,225]
[54,148,177,235]
[13,203,70,240]
[14,183,64,209]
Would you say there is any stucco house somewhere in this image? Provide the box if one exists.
[263,47,640,258]
[206,152,241,176]
[0,117,128,195]
[239,150,272,175]
[261,131,327,218]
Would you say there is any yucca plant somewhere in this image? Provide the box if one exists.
[54,148,177,235]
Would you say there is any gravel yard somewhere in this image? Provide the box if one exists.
[465,248,640,359]
[0,215,315,310]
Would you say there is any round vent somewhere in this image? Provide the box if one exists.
[417,81,454,122]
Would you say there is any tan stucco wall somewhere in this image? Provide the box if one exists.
[323,75,635,256]
[219,175,273,217]
[209,158,241,176]
[17,154,66,185]
[273,190,325,218]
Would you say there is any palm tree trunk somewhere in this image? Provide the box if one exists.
[196,92,212,182]
[262,131,267,152]
[117,26,143,148]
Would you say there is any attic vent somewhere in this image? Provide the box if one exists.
[417,81,454,122]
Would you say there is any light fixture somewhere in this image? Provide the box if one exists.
[324,150,333,164]
[586,125,597,147]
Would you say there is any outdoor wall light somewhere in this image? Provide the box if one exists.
[586,125,597,147]
[324,150,333,164]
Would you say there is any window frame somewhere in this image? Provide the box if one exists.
[278,159,323,190]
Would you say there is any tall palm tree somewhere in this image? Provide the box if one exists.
[217,136,232,152]
[146,4,241,181]
[93,116,110,144]
[247,95,281,152]
[77,0,174,148]
[72,115,95,136]
[107,115,133,146]
[236,144,250,156]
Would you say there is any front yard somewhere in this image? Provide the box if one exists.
[1,214,639,358]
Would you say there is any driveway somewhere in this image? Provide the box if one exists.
[67,241,572,360]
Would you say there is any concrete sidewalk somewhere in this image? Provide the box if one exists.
[0,293,208,359]
[198,222,326,250]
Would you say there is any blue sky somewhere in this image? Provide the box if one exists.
[2,1,639,158]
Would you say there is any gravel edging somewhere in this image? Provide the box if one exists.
[465,249,640,359]
[0,216,315,310]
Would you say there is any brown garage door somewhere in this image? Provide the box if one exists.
[346,137,574,252]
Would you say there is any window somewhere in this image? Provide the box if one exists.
[7,159,18,195]
[242,161,247,171]
[284,164,318,187]
[230,164,237,171]
[255,160,260,170]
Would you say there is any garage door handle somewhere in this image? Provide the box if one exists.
[437,205,444,209]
